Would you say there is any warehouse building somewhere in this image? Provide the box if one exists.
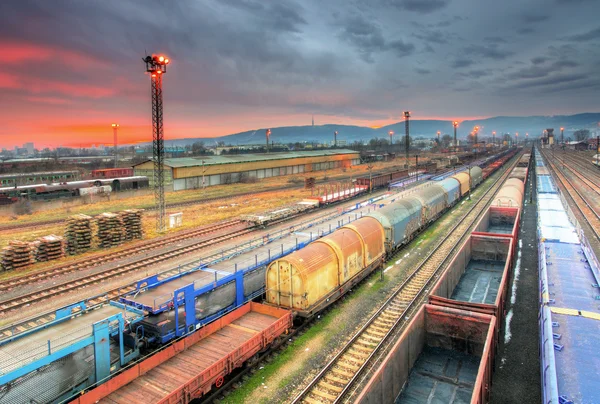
[133,149,361,191]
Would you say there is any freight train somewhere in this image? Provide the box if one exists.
[0,176,149,204]
[0,150,520,404]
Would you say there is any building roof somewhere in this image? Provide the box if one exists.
[133,149,359,168]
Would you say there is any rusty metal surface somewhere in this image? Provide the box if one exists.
[342,217,386,266]
[451,172,470,196]
[316,228,365,283]
[354,305,496,404]
[76,303,291,404]
[472,207,520,241]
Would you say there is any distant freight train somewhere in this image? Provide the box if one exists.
[0,176,149,204]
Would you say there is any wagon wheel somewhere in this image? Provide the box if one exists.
[215,376,225,388]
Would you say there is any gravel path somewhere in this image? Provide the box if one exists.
[490,164,541,404]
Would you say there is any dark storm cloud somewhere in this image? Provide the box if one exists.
[413,29,448,44]
[484,37,507,44]
[520,12,550,24]
[531,56,548,64]
[337,14,414,62]
[564,26,600,41]
[221,0,308,33]
[508,59,579,80]
[415,68,431,75]
[389,0,451,14]
[513,73,588,89]
[517,27,536,35]
[457,70,491,79]
[464,44,514,60]
[452,58,475,68]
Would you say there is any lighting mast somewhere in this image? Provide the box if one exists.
[144,54,170,233]
[404,111,410,168]
[111,123,119,168]
[453,121,459,151]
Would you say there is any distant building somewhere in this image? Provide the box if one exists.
[23,142,34,155]
[133,149,361,190]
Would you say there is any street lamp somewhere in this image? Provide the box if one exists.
[437,130,441,150]
[492,131,496,147]
[453,121,459,152]
[515,132,519,146]
[404,111,411,168]
[111,123,119,168]
[266,129,271,153]
[389,130,394,146]
[560,127,564,144]
[334,131,338,148]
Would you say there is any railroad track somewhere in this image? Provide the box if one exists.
[292,153,521,404]
[540,149,600,242]
[0,225,255,319]
[0,219,247,292]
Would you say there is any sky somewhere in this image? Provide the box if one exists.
[0,0,599,148]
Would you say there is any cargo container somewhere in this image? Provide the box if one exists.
[491,178,524,208]
[365,197,423,251]
[472,206,520,241]
[428,234,513,323]
[509,167,528,181]
[266,219,385,316]
[438,177,461,205]
[413,184,447,223]
[451,172,471,196]
[74,302,292,404]
[470,166,483,187]
[355,305,496,404]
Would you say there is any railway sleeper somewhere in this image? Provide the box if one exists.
[311,387,338,401]
[332,366,355,378]
[320,380,344,393]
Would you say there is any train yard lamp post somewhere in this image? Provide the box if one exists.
[367,162,374,194]
[334,131,338,148]
[404,111,411,168]
[111,123,119,168]
[266,129,271,153]
[453,121,459,152]
[492,131,496,148]
[437,131,441,151]
[467,163,472,200]
[515,132,519,146]
[560,127,564,145]
[389,130,394,146]
[143,53,170,233]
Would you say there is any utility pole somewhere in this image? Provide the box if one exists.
[492,131,496,148]
[266,129,271,153]
[467,163,472,200]
[111,123,119,168]
[367,162,374,193]
[334,131,338,148]
[404,111,410,168]
[437,131,441,151]
[560,127,564,145]
[389,130,394,147]
[597,135,599,166]
[144,53,170,233]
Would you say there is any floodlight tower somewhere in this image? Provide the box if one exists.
[453,121,459,151]
[111,123,119,168]
[389,130,394,146]
[560,127,564,144]
[144,53,170,233]
[266,129,271,152]
[334,130,338,147]
[404,111,410,168]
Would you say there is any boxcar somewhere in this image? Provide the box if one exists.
[266,217,385,317]
[365,197,423,251]
[438,177,461,205]
[451,172,471,196]
[355,304,496,404]
[470,166,483,187]
[412,184,447,223]
[491,178,524,208]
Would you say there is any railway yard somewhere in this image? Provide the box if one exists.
[0,145,599,404]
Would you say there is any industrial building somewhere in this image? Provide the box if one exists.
[133,149,361,190]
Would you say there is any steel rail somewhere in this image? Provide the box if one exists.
[292,152,521,404]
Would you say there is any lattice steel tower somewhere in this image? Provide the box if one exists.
[144,54,170,233]
[404,111,410,168]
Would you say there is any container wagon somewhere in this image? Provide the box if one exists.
[490,178,524,208]
[472,206,520,242]
[91,168,134,179]
[355,168,409,190]
[355,304,496,404]
[428,234,514,324]
[94,176,149,191]
[73,302,292,404]
[266,217,386,317]
[509,166,528,182]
